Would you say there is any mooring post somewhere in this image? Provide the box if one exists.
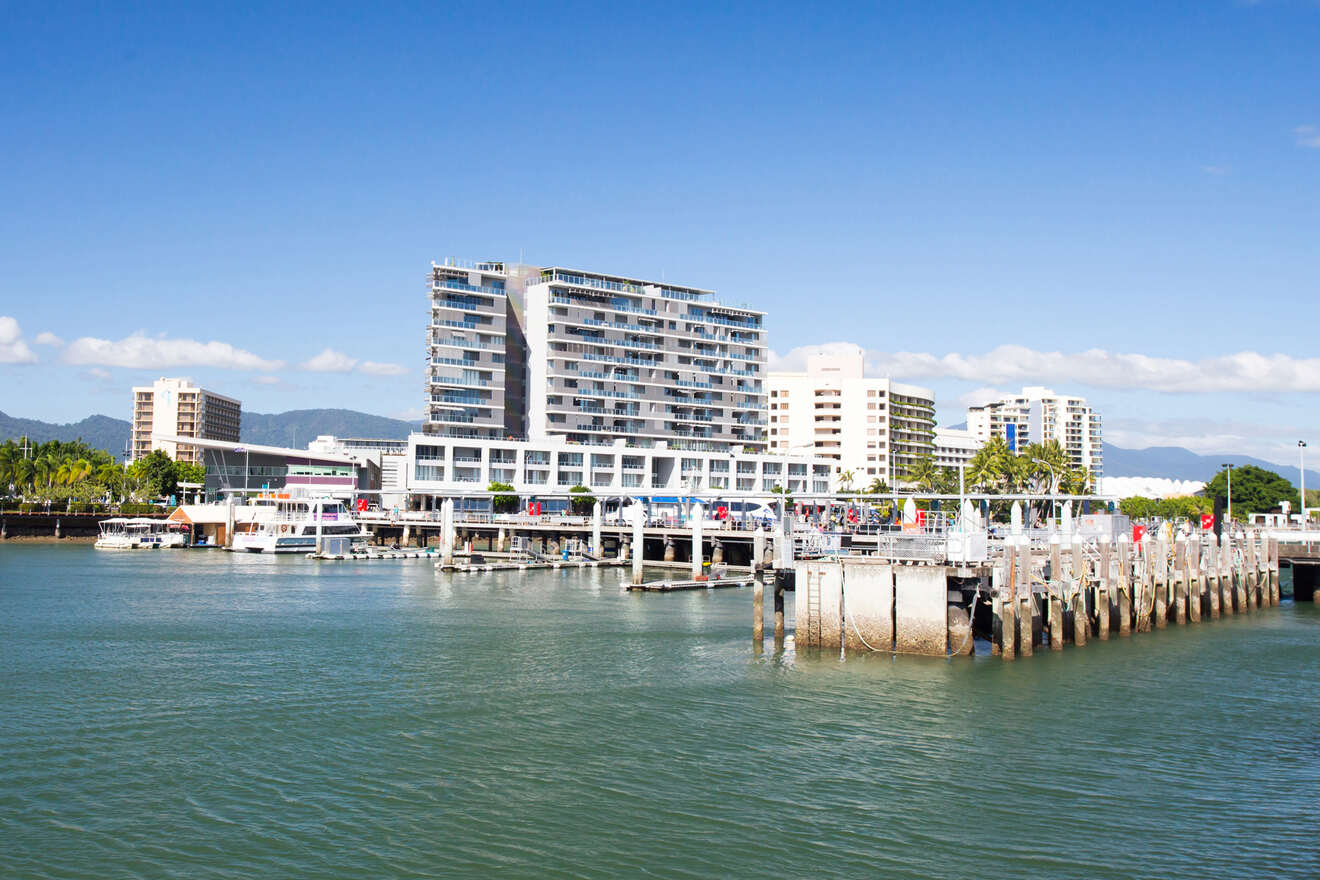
[1118,533,1132,636]
[1097,535,1112,639]
[54,517,61,540]
[1070,536,1088,646]
[1173,536,1187,624]
[1243,532,1257,612]
[1253,532,1266,608]
[1220,532,1234,614]
[691,504,705,581]
[712,539,723,565]
[991,561,1003,657]
[753,565,765,649]
[1048,535,1064,649]
[753,527,766,574]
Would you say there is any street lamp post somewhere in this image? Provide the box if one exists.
[1221,463,1234,525]
[1300,441,1308,529]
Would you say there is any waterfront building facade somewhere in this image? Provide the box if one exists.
[767,347,935,487]
[517,267,767,452]
[933,427,982,470]
[426,260,767,454]
[405,433,829,500]
[131,377,241,463]
[966,386,1104,477]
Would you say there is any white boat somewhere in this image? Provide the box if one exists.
[227,496,368,554]
[95,517,186,550]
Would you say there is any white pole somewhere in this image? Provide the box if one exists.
[753,525,766,570]
[631,505,644,585]
[591,500,602,556]
[692,503,705,580]
[314,498,324,556]
[1300,442,1307,530]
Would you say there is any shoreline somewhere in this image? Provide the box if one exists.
[0,536,97,545]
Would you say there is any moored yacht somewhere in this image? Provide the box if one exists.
[227,496,368,553]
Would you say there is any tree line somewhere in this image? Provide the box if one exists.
[1,439,205,507]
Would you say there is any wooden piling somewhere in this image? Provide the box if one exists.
[1016,540,1033,657]
[1118,534,1133,636]
[1137,535,1154,632]
[752,566,765,647]
[1049,537,1064,650]
[1000,556,1016,661]
[1070,538,1087,647]
[1154,534,1169,629]
[773,574,786,648]
[1187,534,1201,623]
[1174,537,1187,625]
[1240,533,1254,612]
[1097,536,1112,640]
[1206,536,1221,619]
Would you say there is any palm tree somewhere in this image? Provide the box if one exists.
[864,477,889,495]
[904,456,940,492]
[838,469,856,493]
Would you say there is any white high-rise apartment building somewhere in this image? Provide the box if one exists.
[767,347,935,488]
[426,259,768,454]
[966,386,1103,477]
[131,378,241,463]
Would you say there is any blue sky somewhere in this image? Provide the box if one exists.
[1,1,1318,463]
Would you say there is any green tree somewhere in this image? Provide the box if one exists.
[1204,465,1298,521]
[863,477,890,495]
[903,455,940,492]
[127,450,178,499]
[568,484,595,515]
[488,480,518,514]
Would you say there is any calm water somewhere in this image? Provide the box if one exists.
[2,546,1317,879]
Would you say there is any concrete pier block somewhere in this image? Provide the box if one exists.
[894,565,947,655]
[712,539,724,565]
[795,562,843,652]
[664,538,675,562]
[842,562,894,653]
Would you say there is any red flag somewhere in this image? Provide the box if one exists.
[1200,513,1214,531]
[1133,524,1147,543]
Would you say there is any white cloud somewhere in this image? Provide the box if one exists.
[85,367,112,380]
[299,348,358,373]
[956,386,1014,409]
[1296,124,1320,149]
[34,331,64,347]
[359,361,407,376]
[64,333,284,371]
[767,341,863,373]
[252,375,283,385]
[0,316,38,364]
[775,341,1320,394]
[299,349,407,376]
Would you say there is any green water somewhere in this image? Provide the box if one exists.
[1,546,1316,879]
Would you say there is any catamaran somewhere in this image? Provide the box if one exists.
[227,496,368,554]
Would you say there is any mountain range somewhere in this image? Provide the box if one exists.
[4,408,1318,487]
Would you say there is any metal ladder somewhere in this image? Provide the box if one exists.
[805,568,821,648]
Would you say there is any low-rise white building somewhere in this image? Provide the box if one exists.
[403,433,831,500]
[934,427,982,470]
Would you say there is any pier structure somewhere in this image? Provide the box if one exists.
[790,502,1295,658]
